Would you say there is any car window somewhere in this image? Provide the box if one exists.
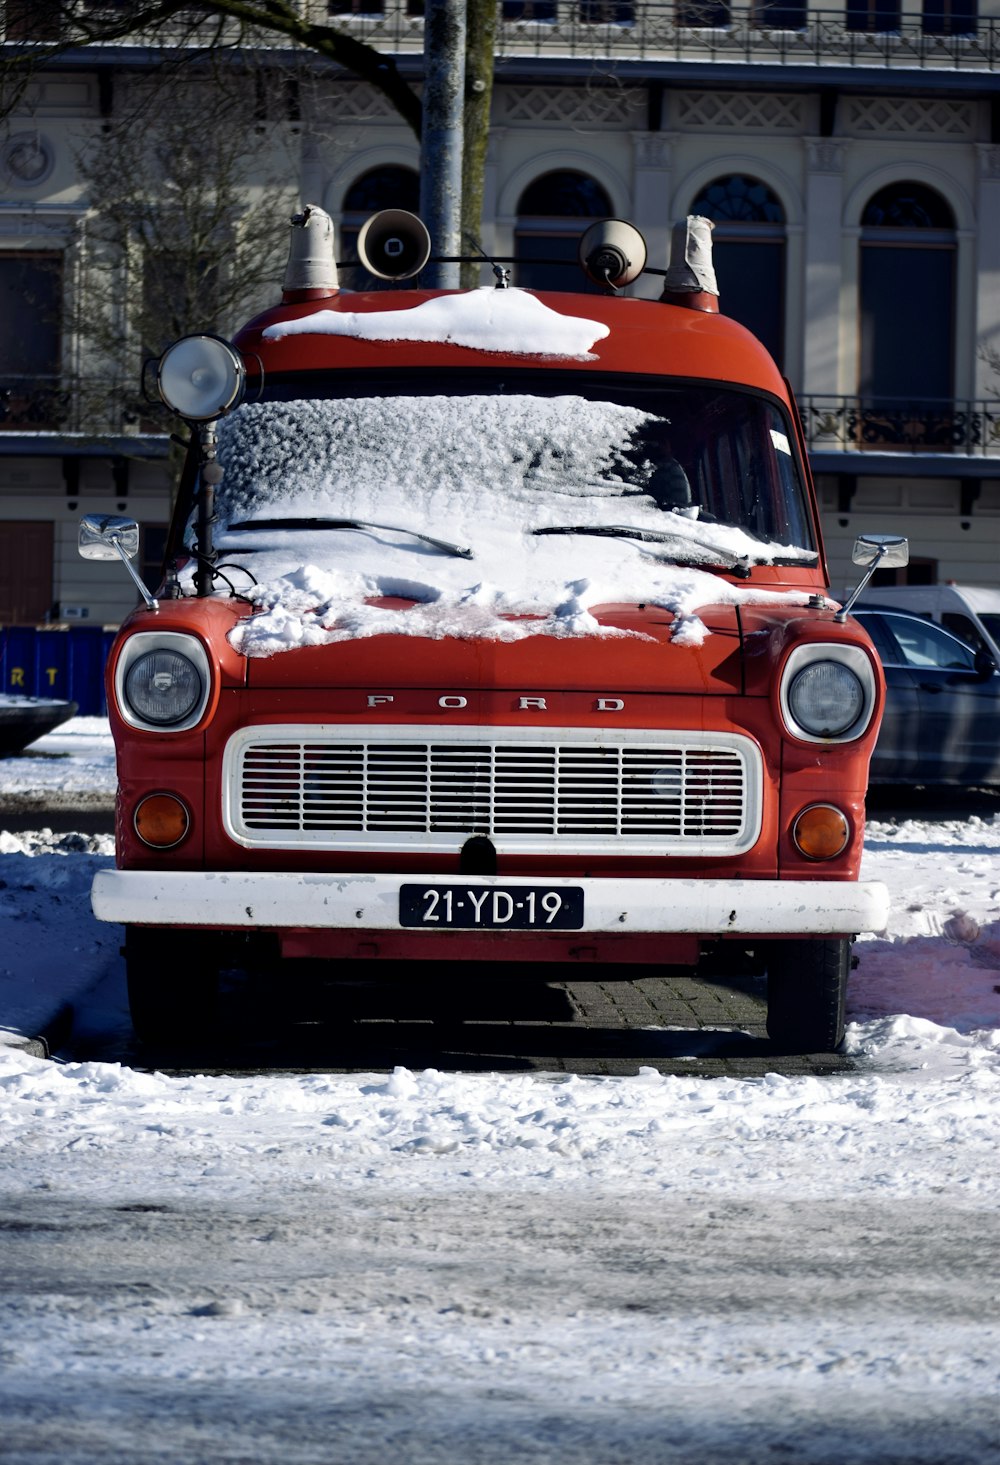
[854,613,899,667]
[941,612,988,656]
[883,616,977,672]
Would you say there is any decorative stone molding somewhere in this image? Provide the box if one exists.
[845,97,974,138]
[1,131,55,187]
[632,133,674,171]
[675,92,804,133]
[499,85,640,128]
[976,145,1000,180]
[323,83,398,122]
[0,205,81,238]
[805,139,847,175]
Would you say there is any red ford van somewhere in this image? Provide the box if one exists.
[83,207,900,1052]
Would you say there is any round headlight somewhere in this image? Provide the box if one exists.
[157,334,245,421]
[124,649,203,727]
[787,660,865,738]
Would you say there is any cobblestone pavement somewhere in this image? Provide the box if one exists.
[31,802,851,1078]
[127,966,852,1079]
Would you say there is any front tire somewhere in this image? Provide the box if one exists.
[765,937,851,1053]
[125,926,220,1047]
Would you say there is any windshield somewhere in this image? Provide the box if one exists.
[207,373,816,556]
[182,372,821,656]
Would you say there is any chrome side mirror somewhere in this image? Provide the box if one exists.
[79,513,139,561]
[851,533,909,571]
[78,514,158,611]
[837,534,909,623]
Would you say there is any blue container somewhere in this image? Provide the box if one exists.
[0,625,115,716]
[1,627,37,698]
[34,629,71,702]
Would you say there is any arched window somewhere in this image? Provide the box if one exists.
[340,165,421,286]
[689,174,786,366]
[514,170,613,292]
[862,182,954,230]
[858,182,956,410]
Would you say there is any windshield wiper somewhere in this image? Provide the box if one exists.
[531,524,818,579]
[531,524,755,579]
[225,517,473,560]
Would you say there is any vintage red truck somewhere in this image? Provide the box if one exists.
[82,206,902,1052]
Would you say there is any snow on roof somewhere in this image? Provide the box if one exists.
[260,287,611,360]
[203,392,815,659]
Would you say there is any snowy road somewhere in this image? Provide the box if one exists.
[1,721,999,1463]
[1,1184,996,1464]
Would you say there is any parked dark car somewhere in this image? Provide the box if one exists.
[0,695,78,756]
[0,694,78,755]
[852,610,1000,787]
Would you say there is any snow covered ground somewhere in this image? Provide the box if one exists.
[0,720,998,1463]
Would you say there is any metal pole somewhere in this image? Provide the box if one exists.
[420,0,466,290]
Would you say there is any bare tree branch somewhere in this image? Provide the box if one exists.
[66,68,294,445]
[1,0,424,137]
[3,2,503,289]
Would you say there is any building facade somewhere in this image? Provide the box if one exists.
[2,1,1000,637]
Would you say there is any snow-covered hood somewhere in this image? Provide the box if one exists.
[242,600,748,695]
[236,598,866,700]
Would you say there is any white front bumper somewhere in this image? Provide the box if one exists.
[91,870,889,936]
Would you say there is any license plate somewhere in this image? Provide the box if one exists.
[399,883,584,930]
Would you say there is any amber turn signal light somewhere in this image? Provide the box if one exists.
[134,793,190,850]
[792,804,850,861]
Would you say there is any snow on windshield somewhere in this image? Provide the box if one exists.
[260,287,610,360]
[204,393,815,658]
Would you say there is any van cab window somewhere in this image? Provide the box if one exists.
[942,612,989,656]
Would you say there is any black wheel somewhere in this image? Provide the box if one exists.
[125,926,220,1047]
[765,937,851,1053]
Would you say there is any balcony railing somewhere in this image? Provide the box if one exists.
[0,375,153,437]
[4,5,999,70]
[0,376,72,432]
[308,3,1000,68]
[799,396,1000,456]
[5,378,1000,462]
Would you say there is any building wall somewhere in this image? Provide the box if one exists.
[316,80,995,399]
[820,476,1000,589]
[0,456,169,626]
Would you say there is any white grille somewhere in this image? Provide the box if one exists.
[223,725,762,856]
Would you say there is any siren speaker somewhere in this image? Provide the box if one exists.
[284,204,338,294]
[578,219,648,290]
[357,209,432,281]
